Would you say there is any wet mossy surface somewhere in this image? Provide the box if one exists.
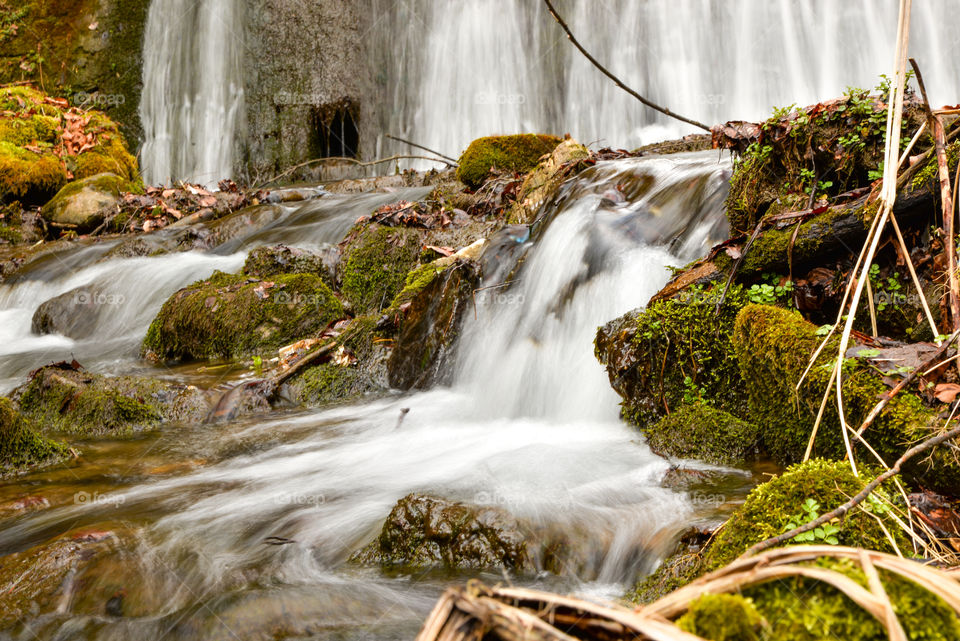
[645,403,760,465]
[704,459,906,570]
[143,271,345,361]
[456,134,562,189]
[676,593,765,641]
[595,285,750,427]
[339,224,423,314]
[0,397,68,475]
[12,363,209,436]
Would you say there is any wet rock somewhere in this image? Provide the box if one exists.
[626,527,710,605]
[351,493,531,570]
[31,285,108,338]
[100,225,215,260]
[594,284,750,427]
[40,172,132,232]
[142,270,345,361]
[387,258,481,390]
[0,397,69,476]
[646,404,760,465]
[456,134,562,190]
[508,138,590,225]
[244,243,337,286]
[12,361,212,436]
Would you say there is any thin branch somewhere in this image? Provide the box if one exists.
[255,154,454,189]
[743,411,960,558]
[541,0,711,132]
[386,134,458,164]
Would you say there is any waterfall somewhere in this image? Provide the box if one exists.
[382,0,960,159]
[139,0,245,186]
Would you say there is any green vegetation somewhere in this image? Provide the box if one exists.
[644,403,760,465]
[0,397,68,474]
[456,134,562,189]
[339,224,422,313]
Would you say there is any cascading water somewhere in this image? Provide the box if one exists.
[382,0,960,159]
[0,154,759,639]
[139,0,245,186]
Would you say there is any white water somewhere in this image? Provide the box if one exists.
[381,0,960,159]
[0,155,748,639]
[139,0,245,186]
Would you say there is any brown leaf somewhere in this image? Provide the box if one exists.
[424,244,455,257]
[935,383,960,403]
[724,246,742,259]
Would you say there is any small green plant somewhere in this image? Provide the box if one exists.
[815,324,833,336]
[783,498,840,544]
[868,162,885,182]
[251,355,263,376]
[838,133,865,152]
[682,375,706,405]
[747,274,794,305]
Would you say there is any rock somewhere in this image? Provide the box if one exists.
[40,172,129,232]
[594,284,750,427]
[387,258,481,390]
[731,304,960,493]
[508,138,590,224]
[142,270,345,361]
[351,493,532,570]
[0,87,138,206]
[243,243,337,286]
[32,285,107,338]
[0,396,68,476]
[645,404,760,465]
[12,361,211,436]
[676,593,766,640]
[456,134,563,190]
[338,224,423,314]
[626,528,710,605]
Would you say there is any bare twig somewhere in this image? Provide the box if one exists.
[255,154,455,189]
[541,0,710,132]
[386,134,458,164]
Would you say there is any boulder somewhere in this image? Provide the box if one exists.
[0,397,68,475]
[13,361,211,436]
[645,403,760,465]
[40,172,128,232]
[142,270,345,361]
[32,285,107,338]
[351,493,531,570]
[456,134,562,190]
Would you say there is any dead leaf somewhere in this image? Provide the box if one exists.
[935,383,960,403]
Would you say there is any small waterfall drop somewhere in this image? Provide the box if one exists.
[139,0,245,186]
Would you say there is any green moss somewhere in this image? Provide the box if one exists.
[704,459,907,570]
[601,285,750,427]
[646,403,760,465]
[339,225,423,314]
[911,141,960,191]
[627,551,705,605]
[0,397,68,474]
[142,271,346,361]
[456,134,562,189]
[0,224,20,243]
[0,140,67,202]
[731,304,956,493]
[387,260,452,313]
[296,363,371,406]
[677,593,765,641]
[742,558,960,641]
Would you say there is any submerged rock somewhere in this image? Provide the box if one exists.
[12,361,211,436]
[0,397,68,476]
[351,493,531,570]
[142,270,345,361]
[456,134,562,190]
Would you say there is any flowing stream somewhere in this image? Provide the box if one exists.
[0,153,767,640]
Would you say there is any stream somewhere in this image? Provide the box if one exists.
[0,153,770,640]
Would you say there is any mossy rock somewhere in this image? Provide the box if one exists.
[704,459,907,570]
[351,493,531,570]
[0,397,68,475]
[243,244,337,286]
[595,285,750,427]
[645,403,760,465]
[731,304,959,493]
[676,593,765,641]
[338,224,423,314]
[12,362,210,436]
[508,138,590,224]
[143,270,345,361]
[628,548,705,605]
[0,86,139,205]
[40,172,130,232]
[456,134,562,189]
[724,95,924,234]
